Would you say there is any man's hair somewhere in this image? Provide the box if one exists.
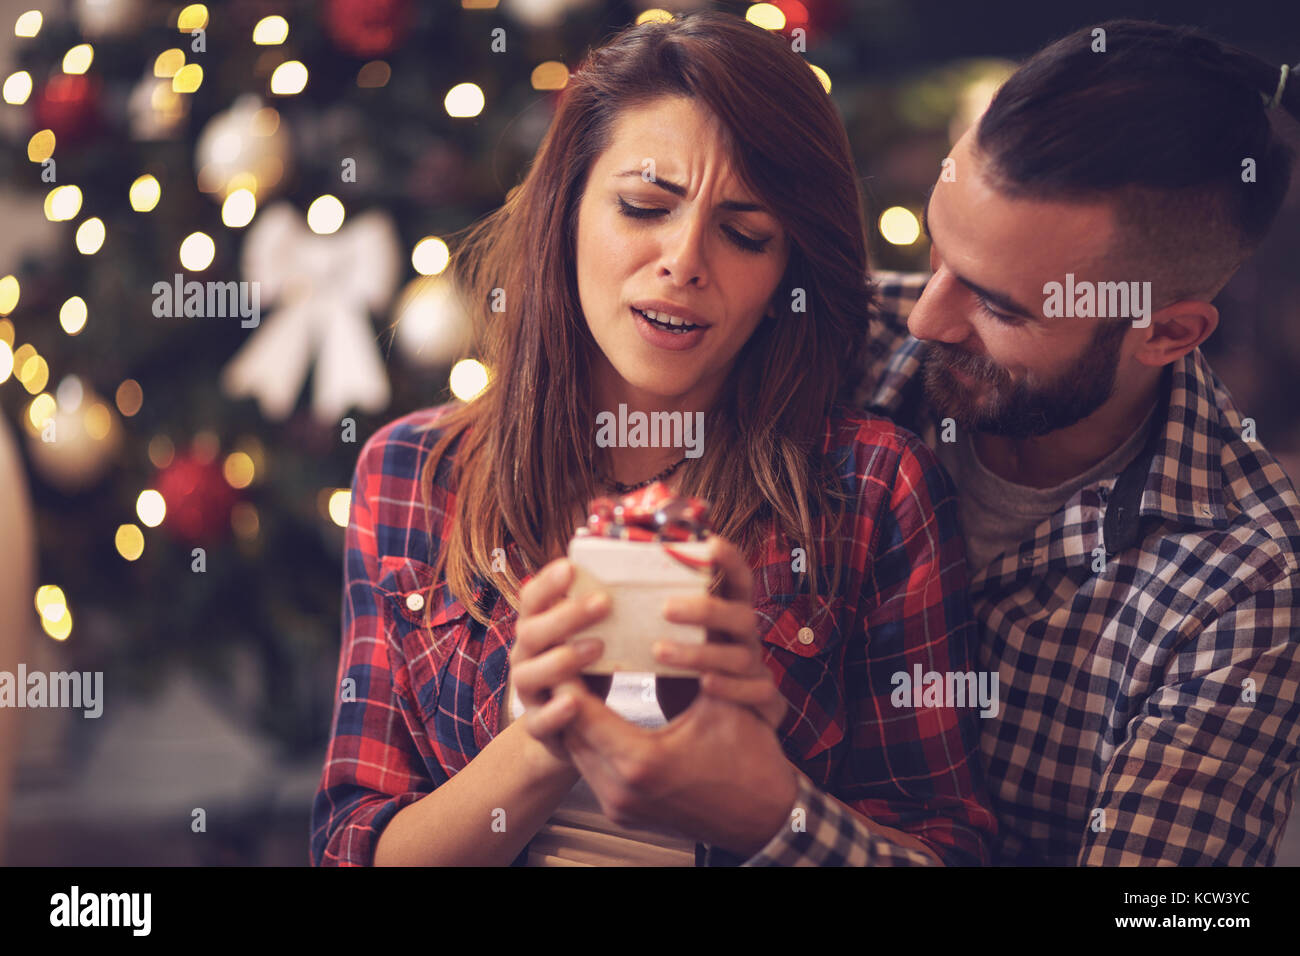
[976,19,1298,305]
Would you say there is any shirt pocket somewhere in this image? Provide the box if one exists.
[755,592,849,765]
[376,555,473,724]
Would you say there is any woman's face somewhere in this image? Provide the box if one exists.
[575,95,790,408]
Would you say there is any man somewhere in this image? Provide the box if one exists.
[846,20,1300,864]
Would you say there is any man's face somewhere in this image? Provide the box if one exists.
[574,95,789,407]
[910,129,1136,439]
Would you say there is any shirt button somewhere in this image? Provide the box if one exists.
[797,627,815,645]
[406,592,425,613]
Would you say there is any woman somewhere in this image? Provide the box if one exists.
[311,11,995,866]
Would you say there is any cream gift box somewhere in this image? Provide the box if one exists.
[565,534,713,676]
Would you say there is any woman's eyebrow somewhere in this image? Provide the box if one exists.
[613,169,766,212]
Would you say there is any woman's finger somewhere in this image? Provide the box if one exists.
[517,558,574,618]
[661,593,757,647]
[700,672,788,729]
[522,689,580,738]
[513,589,611,660]
[513,639,604,706]
[651,636,756,675]
[704,535,754,606]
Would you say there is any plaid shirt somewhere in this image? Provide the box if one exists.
[853,271,1300,865]
[311,402,998,866]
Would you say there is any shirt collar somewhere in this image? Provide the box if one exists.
[869,336,1231,537]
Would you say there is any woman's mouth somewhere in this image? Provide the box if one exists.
[631,306,708,351]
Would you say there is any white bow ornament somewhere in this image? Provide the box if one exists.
[221,201,400,423]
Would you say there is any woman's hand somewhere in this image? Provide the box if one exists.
[511,557,613,767]
[651,535,788,730]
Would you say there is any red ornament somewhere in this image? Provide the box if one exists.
[32,74,103,146]
[154,454,238,545]
[324,0,414,58]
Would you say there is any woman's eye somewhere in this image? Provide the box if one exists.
[617,197,665,219]
[617,197,770,254]
[724,227,769,254]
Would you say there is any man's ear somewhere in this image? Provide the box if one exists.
[1131,299,1218,368]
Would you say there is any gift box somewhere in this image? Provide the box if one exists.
[566,482,713,676]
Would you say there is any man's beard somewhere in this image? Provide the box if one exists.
[921,320,1128,439]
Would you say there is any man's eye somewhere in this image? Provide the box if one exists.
[974,295,1022,326]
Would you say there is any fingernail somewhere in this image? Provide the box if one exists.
[653,641,679,662]
[585,593,609,613]
[575,638,603,657]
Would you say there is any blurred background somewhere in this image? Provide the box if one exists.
[0,0,1296,865]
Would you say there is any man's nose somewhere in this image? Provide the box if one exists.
[907,268,971,344]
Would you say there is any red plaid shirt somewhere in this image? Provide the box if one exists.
[311,403,997,866]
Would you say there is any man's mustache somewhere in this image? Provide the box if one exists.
[922,342,1010,387]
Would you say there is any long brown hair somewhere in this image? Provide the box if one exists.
[422,10,874,625]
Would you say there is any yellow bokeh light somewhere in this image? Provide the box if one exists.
[42,606,71,641]
[179,231,215,270]
[223,451,255,489]
[745,3,785,30]
[115,524,145,561]
[449,359,489,402]
[27,129,55,163]
[84,402,111,440]
[137,489,166,528]
[231,501,259,539]
[60,296,88,335]
[307,195,344,235]
[116,379,143,416]
[154,49,185,78]
[35,584,66,621]
[411,237,450,276]
[0,341,11,384]
[253,15,288,45]
[3,71,32,105]
[172,63,203,94]
[177,4,208,31]
[327,489,352,528]
[251,107,279,136]
[75,217,106,255]
[530,61,569,91]
[809,63,831,93]
[27,392,55,430]
[20,354,48,394]
[148,434,175,469]
[44,185,83,222]
[269,60,308,95]
[222,188,257,228]
[444,82,484,118]
[0,319,10,346]
[129,174,161,212]
[13,344,34,370]
[63,43,94,74]
[14,10,42,37]
[636,9,674,24]
[357,60,391,88]
[0,275,18,314]
[879,206,921,246]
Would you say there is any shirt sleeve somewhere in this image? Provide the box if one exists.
[310,428,436,866]
[1079,573,1300,865]
[736,434,998,866]
[844,270,929,411]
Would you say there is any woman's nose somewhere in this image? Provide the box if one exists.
[657,213,708,287]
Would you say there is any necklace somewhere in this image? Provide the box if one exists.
[598,455,689,494]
